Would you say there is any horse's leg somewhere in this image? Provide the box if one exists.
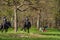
[1,28,4,32]
[1,29,4,32]
[0,26,3,32]
[21,26,26,32]
[27,27,29,33]
[5,29,8,32]
[5,27,8,32]
[21,27,24,31]
[24,27,26,32]
[1,26,4,32]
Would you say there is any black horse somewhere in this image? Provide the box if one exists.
[0,21,11,32]
[21,20,31,33]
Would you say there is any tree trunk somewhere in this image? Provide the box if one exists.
[14,6,17,32]
[37,13,40,30]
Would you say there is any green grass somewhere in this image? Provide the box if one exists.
[0,27,60,40]
[0,37,60,40]
[0,35,60,40]
[0,33,60,40]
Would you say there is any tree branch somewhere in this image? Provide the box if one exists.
[17,7,29,12]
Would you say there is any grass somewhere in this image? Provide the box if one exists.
[0,27,60,40]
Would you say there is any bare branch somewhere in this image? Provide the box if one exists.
[17,8,22,12]
[17,4,25,8]
[17,7,29,12]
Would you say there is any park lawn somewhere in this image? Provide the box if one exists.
[0,33,60,40]
[0,27,60,40]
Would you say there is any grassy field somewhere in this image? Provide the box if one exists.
[0,27,60,40]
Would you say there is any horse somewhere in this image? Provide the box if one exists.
[21,21,31,33]
[0,21,11,32]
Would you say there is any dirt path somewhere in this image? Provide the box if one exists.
[7,33,46,38]
[0,33,46,38]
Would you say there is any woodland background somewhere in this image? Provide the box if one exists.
[0,0,60,32]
